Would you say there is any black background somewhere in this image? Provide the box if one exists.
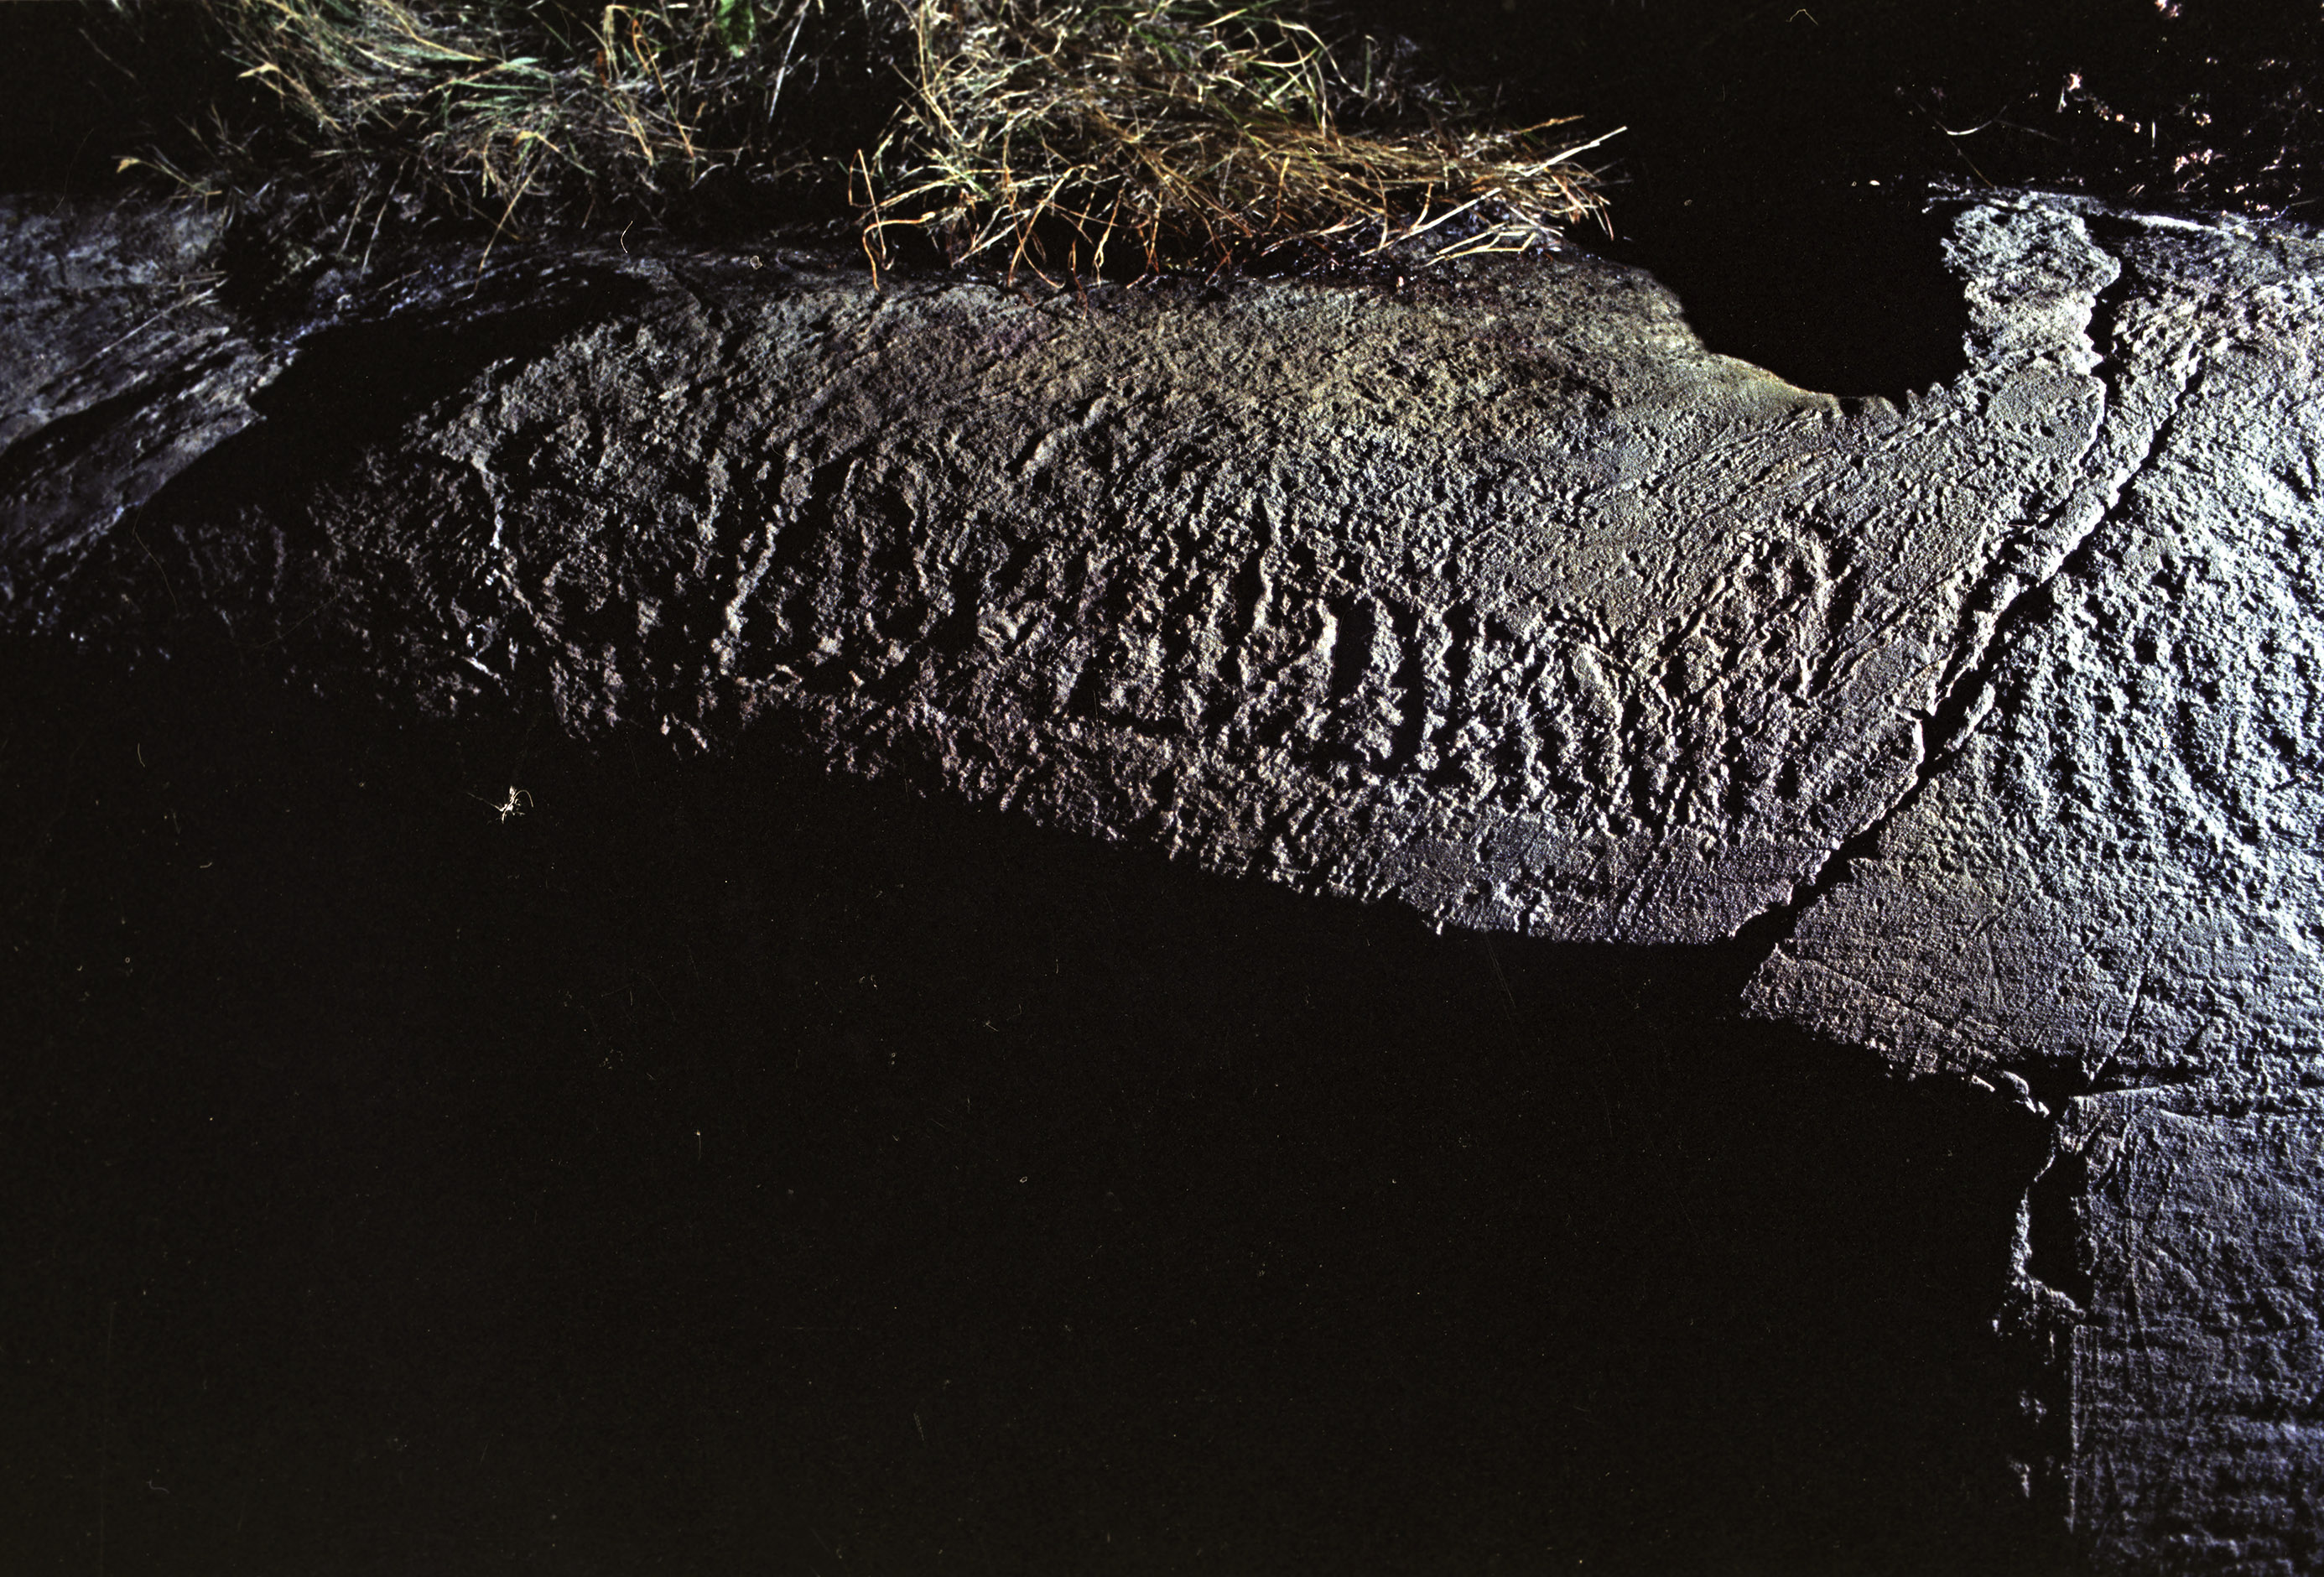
[5,645,2061,1574]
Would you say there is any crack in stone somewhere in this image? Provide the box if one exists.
[1731,222,2197,978]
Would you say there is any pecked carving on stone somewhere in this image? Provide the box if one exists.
[12,195,2138,951]
[1740,201,2324,1572]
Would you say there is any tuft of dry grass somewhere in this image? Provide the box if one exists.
[103,0,1615,272]
[863,0,1614,276]
[168,0,848,232]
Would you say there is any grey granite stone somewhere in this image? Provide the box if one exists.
[1740,199,2324,1569]
[18,197,2136,950]
[2047,1091,2324,1573]
[1743,200,2324,1100]
[7,187,2320,1570]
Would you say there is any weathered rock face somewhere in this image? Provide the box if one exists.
[2055,1094,2324,1573]
[1744,207,2324,1096]
[0,200,284,601]
[6,189,2321,1571]
[13,197,2129,952]
[1743,206,2324,1572]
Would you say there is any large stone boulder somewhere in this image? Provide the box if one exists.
[5,187,2317,1571]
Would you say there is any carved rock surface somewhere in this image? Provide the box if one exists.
[18,197,2128,951]
[2053,1094,2324,1574]
[1737,204,2324,1573]
[6,190,2321,1571]
[1744,206,2324,1096]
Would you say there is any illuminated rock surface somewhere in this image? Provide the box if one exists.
[7,190,2319,1570]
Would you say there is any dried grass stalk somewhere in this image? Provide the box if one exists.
[865,0,1614,273]
[127,0,1614,269]
[195,0,830,226]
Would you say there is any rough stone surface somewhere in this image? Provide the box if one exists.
[6,189,2321,1571]
[1738,201,2324,1572]
[16,198,2132,950]
[0,199,283,605]
[2052,1093,2324,1574]
[1744,205,2324,1099]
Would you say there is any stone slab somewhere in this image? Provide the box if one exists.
[7,188,2321,1571]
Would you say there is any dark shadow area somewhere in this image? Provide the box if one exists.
[229,256,652,421]
[1578,178,1968,403]
[1339,0,1998,393]
[3,643,2075,1574]
[0,3,249,197]
[1351,0,2324,395]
